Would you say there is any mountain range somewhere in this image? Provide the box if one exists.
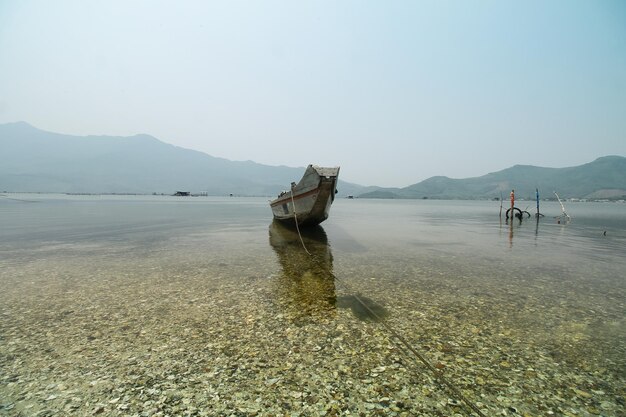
[361,155,626,200]
[0,122,368,196]
[1,122,624,200]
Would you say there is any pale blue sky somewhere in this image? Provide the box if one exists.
[1,1,624,187]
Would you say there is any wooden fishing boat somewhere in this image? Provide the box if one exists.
[270,165,340,226]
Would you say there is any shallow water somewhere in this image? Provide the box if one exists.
[1,194,624,416]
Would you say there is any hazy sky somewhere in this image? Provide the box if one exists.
[1,1,625,187]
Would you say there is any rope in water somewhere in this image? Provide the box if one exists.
[331,278,487,417]
[290,185,311,256]
[290,217,487,416]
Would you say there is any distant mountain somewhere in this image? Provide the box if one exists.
[0,122,367,196]
[2,122,623,199]
[359,156,626,200]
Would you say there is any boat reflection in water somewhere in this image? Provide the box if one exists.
[269,220,388,322]
[269,220,337,320]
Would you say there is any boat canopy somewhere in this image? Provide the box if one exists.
[311,166,339,178]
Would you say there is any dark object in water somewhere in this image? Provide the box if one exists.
[506,207,531,220]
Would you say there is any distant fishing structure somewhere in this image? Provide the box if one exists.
[498,188,571,224]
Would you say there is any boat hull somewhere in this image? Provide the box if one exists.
[269,165,339,226]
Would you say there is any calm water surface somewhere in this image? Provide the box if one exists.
[1,195,624,416]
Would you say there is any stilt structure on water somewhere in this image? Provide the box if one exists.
[500,188,570,223]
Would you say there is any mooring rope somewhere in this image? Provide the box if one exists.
[290,186,311,256]
[294,227,487,416]
[330,275,487,417]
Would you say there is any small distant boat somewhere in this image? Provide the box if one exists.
[270,165,340,226]
[173,191,190,196]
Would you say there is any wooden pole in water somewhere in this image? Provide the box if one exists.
[510,189,515,219]
[536,188,540,216]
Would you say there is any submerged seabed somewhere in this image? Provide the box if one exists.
[0,196,625,416]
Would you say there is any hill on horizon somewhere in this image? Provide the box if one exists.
[360,155,626,200]
[1,122,624,199]
[0,122,368,196]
